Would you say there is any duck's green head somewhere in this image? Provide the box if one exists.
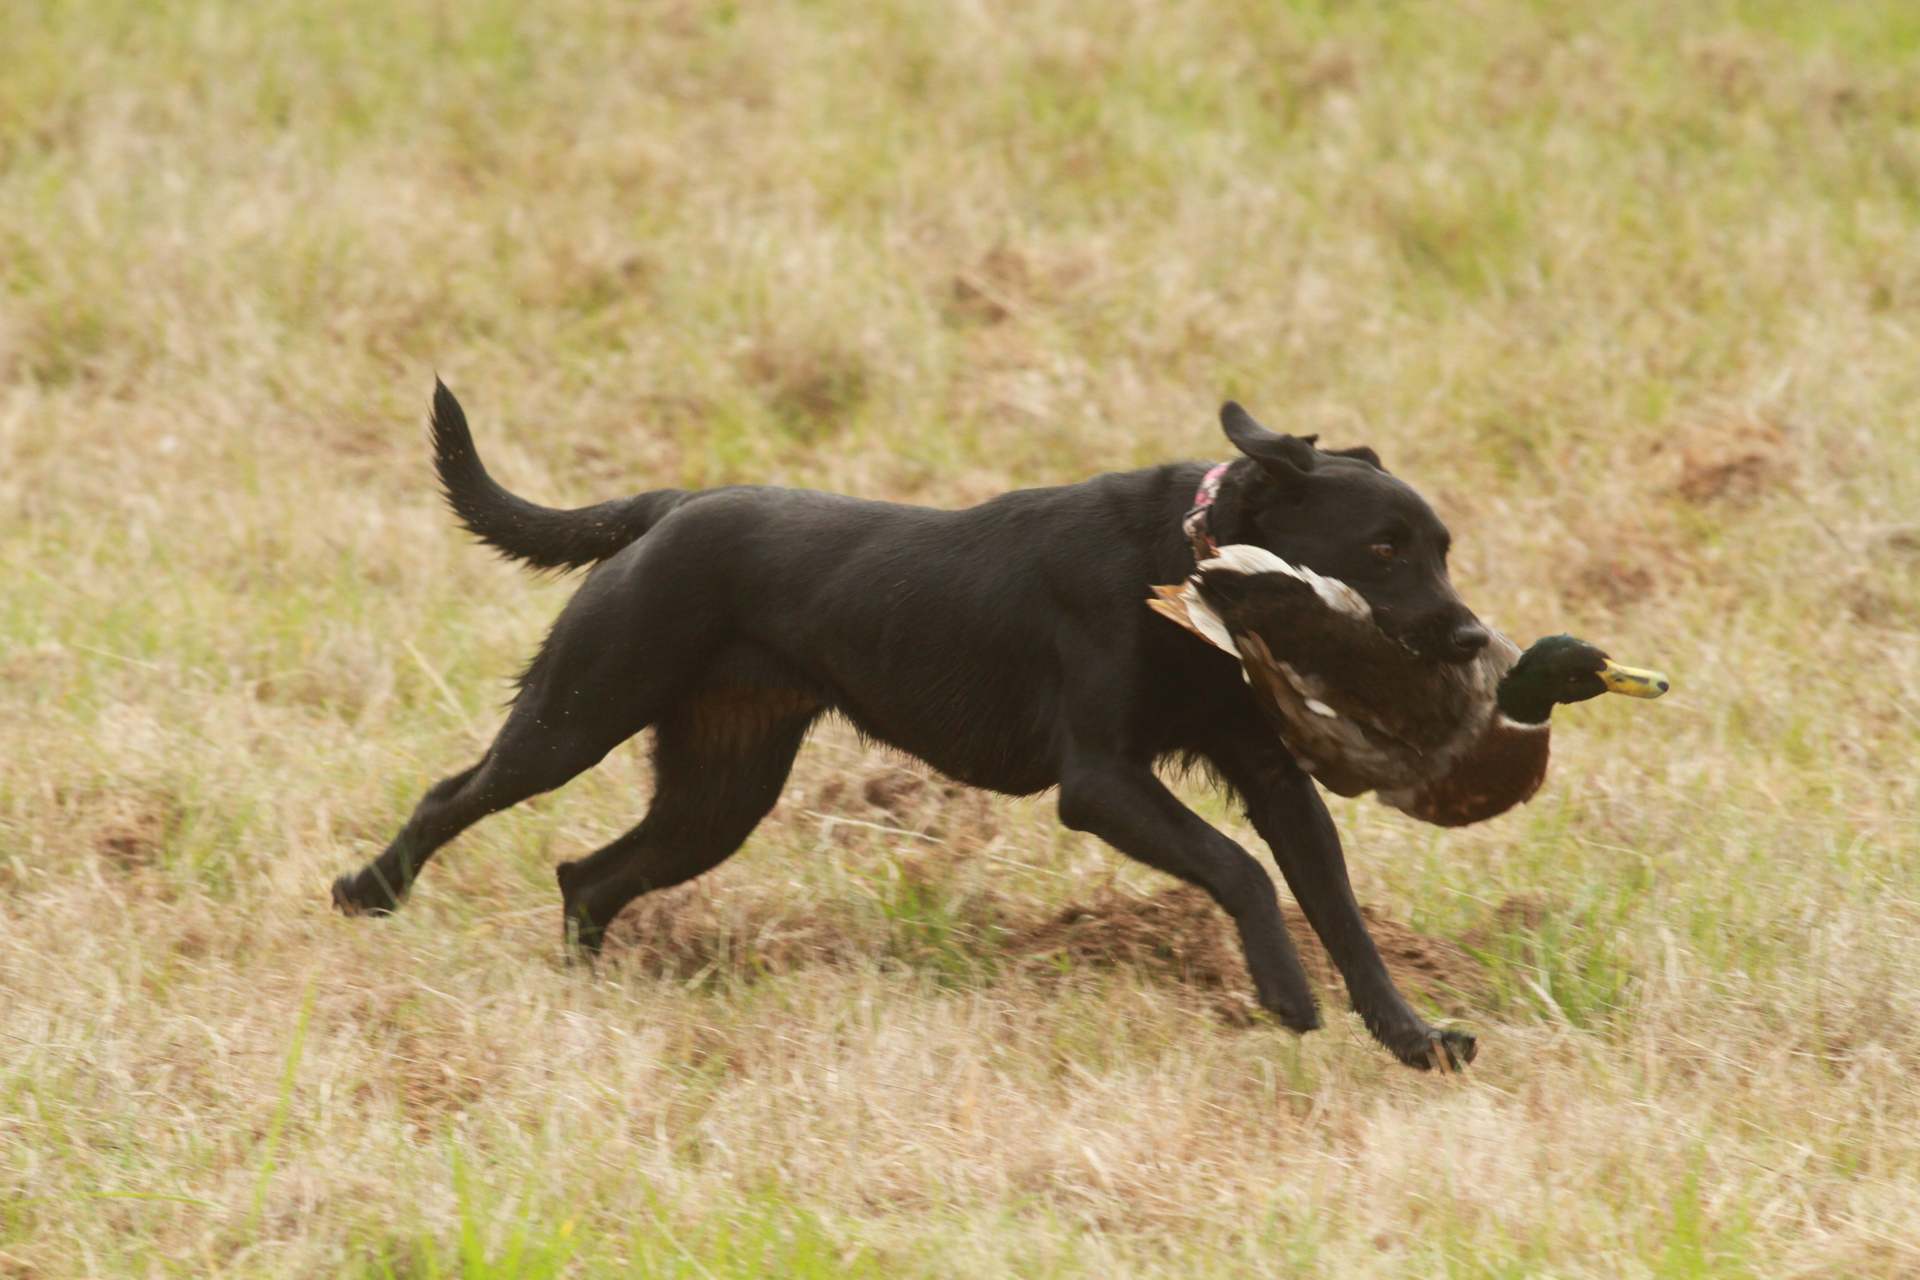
[1497,634,1670,725]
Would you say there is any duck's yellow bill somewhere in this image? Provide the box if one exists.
[1600,660,1670,699]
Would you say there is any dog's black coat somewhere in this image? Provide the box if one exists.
[334,387,1490,1070]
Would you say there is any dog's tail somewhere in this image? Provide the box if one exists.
[429,379,686,572]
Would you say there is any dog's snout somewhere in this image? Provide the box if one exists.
[1444,622,1490,661]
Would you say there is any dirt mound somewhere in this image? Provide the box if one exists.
[1459,891,1555,950]
[1004,885,1488,1015]
[603,886,866,980]
[804,763,1001,846]
[1664,411,1796,507]
[604,877,1491,1021]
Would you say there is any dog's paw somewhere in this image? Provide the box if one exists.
[1265,996,1323,1035]
[555,862,600,958]
[561,915,606,962]
[331,871,401,917]
[1389,1025,1478,1073]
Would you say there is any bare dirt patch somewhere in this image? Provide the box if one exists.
[89,792,180,875]
[1565,554,1659,613]
[1004,885,1489,1019]
[605,871,1489,1021]
[1674,451,1786,505]
[1662,410,1797,507]
[603,885,869,980]
[1459,891,1555,949]
[806,761,1001,845]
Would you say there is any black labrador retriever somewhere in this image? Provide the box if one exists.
[333,384,1491,1070]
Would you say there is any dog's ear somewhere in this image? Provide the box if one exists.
[1220,402,1317,494]
[1324,443,1385,471]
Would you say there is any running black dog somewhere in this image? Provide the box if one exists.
[333,385,1492,1070]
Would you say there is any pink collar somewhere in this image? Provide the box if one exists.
[1182,462,1230,560]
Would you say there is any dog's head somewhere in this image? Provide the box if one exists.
[1206,402,1489,664]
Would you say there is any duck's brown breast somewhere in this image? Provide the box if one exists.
[1386,718,1551,827]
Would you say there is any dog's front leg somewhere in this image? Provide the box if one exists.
[1056,759,1320,1032]
[1220,744,1477,1071]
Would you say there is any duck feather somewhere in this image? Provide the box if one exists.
[1151,545,1525,814]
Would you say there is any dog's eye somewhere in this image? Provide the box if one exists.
[1370,542,1397,561]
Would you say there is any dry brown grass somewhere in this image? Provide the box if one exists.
[5,1,1920,1275]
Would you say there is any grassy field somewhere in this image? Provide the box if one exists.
[5,0,1920,1274]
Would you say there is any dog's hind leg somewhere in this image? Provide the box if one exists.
[333,543,730,915]
[330,713,628,915]
[331,760,486,913]
[556,690,817,954]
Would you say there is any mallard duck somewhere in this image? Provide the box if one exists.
[1150,545,1669,826]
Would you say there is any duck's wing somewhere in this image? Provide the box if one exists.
[1233,631,1416,795]
[1149,563,1417,791]
[1189,549,1468,754]
[1147,584,1238,655]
